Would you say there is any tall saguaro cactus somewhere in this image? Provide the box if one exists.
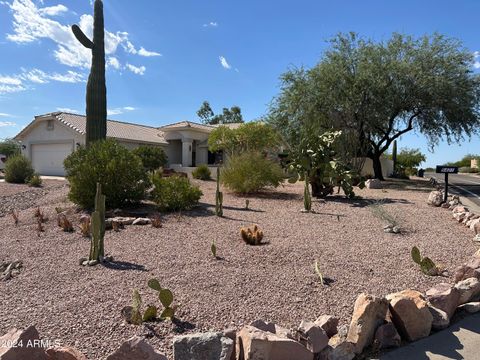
[72,0,107,146]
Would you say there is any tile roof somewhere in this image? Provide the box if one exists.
[55,113,168,145]
[159,121,215,131]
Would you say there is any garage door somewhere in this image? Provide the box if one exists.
[31,143,73,176]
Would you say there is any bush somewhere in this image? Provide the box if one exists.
[132,146,167,172]
[221,152,284,194]
[64,139,149,209]
[192,164,211,180]
[4,154,34,184]
[459,167,479,173]
[151,175,202,212]
[28,173,42,187]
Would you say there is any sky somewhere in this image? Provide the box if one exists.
[0,0,479,167]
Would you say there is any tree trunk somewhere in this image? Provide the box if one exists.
[372,154,384,180]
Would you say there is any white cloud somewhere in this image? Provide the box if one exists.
[4,0,159,71]
[0,75,22,85]
[0,113,12,117]
[203,22,218,27]
[138,47,161,57]
[56,107,79,113]
[126,63,146,75]
[107,106,135,116]
[123,106,135,111]
[219,56,231,69]
[107,57,121,70]
[0,121,16,127]
[474,51,480,69]
[0,84,25,94]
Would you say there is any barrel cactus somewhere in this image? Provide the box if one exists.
[71,0,107,146]
[240,225,264,245]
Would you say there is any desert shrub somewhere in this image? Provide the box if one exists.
[28,173,42,187]
[64,139,149,209]
[4,154,34,184]
[459,167,479,173]
[192,164,211,180]
[132,145,167,172]
[221,152,284,193]
[151,174,202,212]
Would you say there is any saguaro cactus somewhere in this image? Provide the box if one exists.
[72,0,107,146]
[89,183,106,261]
[215,167,223,217]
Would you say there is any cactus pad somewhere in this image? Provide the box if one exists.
[159,289,173,308]
[148,278,162,292]
[143,305,158,322]
[411,246,421,265]
[160,307,175,320]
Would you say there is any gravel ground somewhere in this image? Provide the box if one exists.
[0,178,478,359]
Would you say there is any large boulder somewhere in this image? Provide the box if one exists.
[296,320,329,353]
[106,337,166,360]
[315,315,339,338]
[0,326,47,360]
[318,335,355,360]
[374,323,401,349]
[386,290,433,341]
[236,325,313,360]
[425,283,460,319]
[173,332,233,360]
[427,305,450,330]
[365,179,382,189]
[454,258,480,282]
[249,320,293,339]
[427,191,443,206]
[454,277,480,305]
[346,293,389,354]
[45,347,87,360]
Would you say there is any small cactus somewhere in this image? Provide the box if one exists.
[303,173,312,212]
[245,199,250,210]
[215,167,223,217]
[240,225,264,245]
[11,209,19,226]
[211,239,217,258]
[147,278,176,320]
[314,260,324,285]
[130,289,143,325]
[411,246,439,276]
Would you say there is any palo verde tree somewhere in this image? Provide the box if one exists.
[72,0,107,146]
[197,101,244,125]
[268,32,480,180]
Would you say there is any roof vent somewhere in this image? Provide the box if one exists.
[46,119,54,130]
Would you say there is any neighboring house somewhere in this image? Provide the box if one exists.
[14,112,236,176]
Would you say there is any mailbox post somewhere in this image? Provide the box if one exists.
[435,166,459,203]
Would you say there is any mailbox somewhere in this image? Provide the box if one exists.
[436,166,458,174]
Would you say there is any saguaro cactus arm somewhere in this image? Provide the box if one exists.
[71,25,94,49]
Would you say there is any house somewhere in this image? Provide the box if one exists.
[14,112,235,176]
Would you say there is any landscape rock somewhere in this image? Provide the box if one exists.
[106,336,166,360]
[454,277,480,304]
[386,289,433,341]
[45,347,87,360]
[132,218,152,225]
[318,340,355,360]
[453,212,467,222]
[315,315,339,338]
[474,221,480,235]
[426,283,460,319]
[223,328,237,360]
[468,218,480,231]
[346,293,389,354]
[458,302,480,313]
[249,320,293,339]
[108,217,136,226]
[365,179,382,189]
[374,323,401,349]
[173,332,233,360]
[236,325,313,360]
[0,326,48,360]
[296,320,329,353]
[452,205,468,214]
[454,257,480,282]
[427,191,443,206]
[462,212,476,224]
[427,305,450,330]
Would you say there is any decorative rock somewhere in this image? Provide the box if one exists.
[45,347,87,360]
[374,323,401,349]
[462,212,476,224]
[173,332,233,360]
[78,257,88,266]
[346,293,389,354]
[474,234,480,243]
[81,260,89,266]
[386,289,433,341]
[314,315,339,338]
[249,320,293,339]
[236,326,313,360]
[108,217,136,226]
[454,277,480,304]
[79,214,90,224]
[223,328,236,360]
[318,340,355,360]
[469,218,480,231]
[454,258,480,282]
[458,302,480,313]
[0,326,48,360]
[132,218,152,225]
[427,191,443,206]
[296,320,329,353]
[106,336,166,360]
[365,179,382,189]
[427,305,450,330]
[452,205,468,214]
[426,283,460,319]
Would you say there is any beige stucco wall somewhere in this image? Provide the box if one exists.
[166,140,182,165]
[472,159,478,169]
[359,157,394,178]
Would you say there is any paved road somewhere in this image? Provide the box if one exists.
[425,172,480,209]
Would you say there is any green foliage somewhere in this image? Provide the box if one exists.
[459,167,479,173]
[28,173,42,187]
[192,164,212,180]
[148,278,161,291]
[411,246,422,265]
[143,305,158,322]
[132,146,168,172]
[208,122,280,156]
[411,246,440,276]
[72,0,107,145]
[89,183,106,261]
[268,32,480,180]
[64,139,149,209]
[215,167,223,216]
[0,139,20,157]
[197,100,244,125]
[4,154,34,184]
[151,174,202,212]
[447,154,480,168]
[221,152,284,194]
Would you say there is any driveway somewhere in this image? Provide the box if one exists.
[426,172,480,209]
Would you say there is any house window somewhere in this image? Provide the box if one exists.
[46,120,54,130]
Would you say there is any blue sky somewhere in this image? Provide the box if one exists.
[0,0,479,167]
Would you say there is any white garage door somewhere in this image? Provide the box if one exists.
[31,142,73,176]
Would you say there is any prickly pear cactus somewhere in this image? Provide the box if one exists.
[215,167,223,217]
[71,0,107,146]
[411,246,421,265]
